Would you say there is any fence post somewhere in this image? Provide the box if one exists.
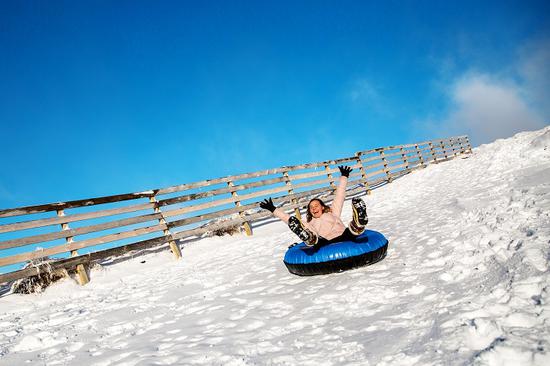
[460,136,469,154]
[454,137,460,157]
[283,171,302,220]
[449,137,458,157]
[415,144,425,168]
[227,181,253,236]
[355,154,371,195]
[379,149,392,182]
[440,139,448,160]
[465,136,473,153]
[400,147,409,172]
[459,136,471,154]
[149,196,182,259]
[429,141,437,163]
[324,163,336,189]
[57,209,89,285]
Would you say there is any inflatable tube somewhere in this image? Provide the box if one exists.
[283,230,388,276]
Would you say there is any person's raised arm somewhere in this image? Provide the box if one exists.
[331,165,351,217]
[259,197,290,224]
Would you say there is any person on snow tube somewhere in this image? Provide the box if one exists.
[259,165,369,249]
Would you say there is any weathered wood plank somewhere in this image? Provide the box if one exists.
[383,150,408,158]
[167,198,288,229]
[356,144,409,156]
[401,149,423,158]
[355,154,384,164]
[0,213,163,250]
[386,155,405,164]
[161,185,291,217]
[365,168,387,178]
[387,162,408,171]
[390,169,412,180]
[0,223,167,267]
[354,135,468,157]
[434,155,454,163]
[362,160,387,170]
[0,203,155,234]
[0,191,156,218]
[405,158,422,168]
[157,176,287,207]
[433,153,449,160]
[156,170,280,195]
[417,146,433,154]
[287,164,361,181]
[367,176,391,188]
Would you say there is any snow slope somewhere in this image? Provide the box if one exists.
[1,127,549,366]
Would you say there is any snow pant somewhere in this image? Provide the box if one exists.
[313,228,360,250]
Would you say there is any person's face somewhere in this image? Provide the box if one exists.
[309,200,324,218]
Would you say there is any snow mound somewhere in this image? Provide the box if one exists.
[1,127,549,365]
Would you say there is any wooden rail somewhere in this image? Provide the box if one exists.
[0,136,471,285]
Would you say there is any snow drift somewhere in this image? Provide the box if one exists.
[0,127,549,365]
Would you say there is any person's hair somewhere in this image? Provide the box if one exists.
[306,198,331,222]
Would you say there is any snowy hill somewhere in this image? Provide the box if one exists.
[1,127,549,365]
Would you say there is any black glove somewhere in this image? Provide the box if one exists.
[259,198,276,212]
[338,165,352,177]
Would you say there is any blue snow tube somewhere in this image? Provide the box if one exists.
[283,230,388,276]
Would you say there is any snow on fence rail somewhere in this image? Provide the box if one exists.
[0,136,471,285]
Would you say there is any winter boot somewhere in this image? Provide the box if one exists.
[288,216,318,246]
[349,197,368,235]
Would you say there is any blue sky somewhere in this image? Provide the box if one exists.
[1,0,549,208]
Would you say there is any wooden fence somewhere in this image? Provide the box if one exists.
[0,136,472,285]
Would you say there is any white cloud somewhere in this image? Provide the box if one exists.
[350,79,379,103]
[421,38,550,146]
[348,79,392,117]
[518,38,550,117]
[442,74,545,145]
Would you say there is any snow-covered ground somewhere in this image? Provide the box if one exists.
[1,127,549,366]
